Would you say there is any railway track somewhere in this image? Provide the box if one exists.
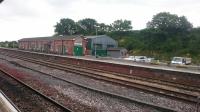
[0,55,177,112]
[2,48,200,90]
[0,68,72,112]
[5,52,200,93]
[0,50,199,111]
[1,50,200,104]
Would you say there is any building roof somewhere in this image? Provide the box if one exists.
[107,47,127,51]
[19,35,82,41]
[19,35,112,41]
[85,35,109,39]
[85,35,118,46]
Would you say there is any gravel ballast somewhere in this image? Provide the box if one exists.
[0,71,66,112]
[0,54,197,112]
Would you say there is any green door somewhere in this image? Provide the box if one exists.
[74,46,83,56]
[92,49,107,57]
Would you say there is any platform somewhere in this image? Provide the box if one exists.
[0,90,20,112]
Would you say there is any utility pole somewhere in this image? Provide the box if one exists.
[61,39,64,55]
[95,25,99,36]
[96,28,97,36]
[12,41,14,48]
[95,44,96,57]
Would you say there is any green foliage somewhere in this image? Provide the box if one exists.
[97,23,111,34]
[54,18,133,35]
[0,41,18,48]
[54,12,200,63]
[54,18,76,35]
[107,27,200,63]
[111,19,132,31]
[77,18,98,35]
[147,12,192,33]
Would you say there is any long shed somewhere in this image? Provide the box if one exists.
[18,35,86,55]
[18,35,118,56]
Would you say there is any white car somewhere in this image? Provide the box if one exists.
[124,56,154,63]
[146,58,155,63]
[124,56,135,61]
[134,56,148,62]
[171,57,191,65]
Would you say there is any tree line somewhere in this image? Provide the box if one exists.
[0,41,18,48]
[1,12,199,63]
[54,18,132,35]
[54,12,200,63]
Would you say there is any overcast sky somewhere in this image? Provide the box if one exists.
[0,0,200,41]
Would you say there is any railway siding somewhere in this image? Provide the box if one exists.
[0,57,170,112]
[0,47,200,88]
[0,49,198,111]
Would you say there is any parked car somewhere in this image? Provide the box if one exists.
[124,56,135,61]
[146,58,155,63]
[171,57,191,65]
[124,56,155,63]
[134,56,148,62]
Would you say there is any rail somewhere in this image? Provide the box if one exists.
[1,51,199,103]
[1,48,200,111]
[0,50,178,111]
[0,68,72,112]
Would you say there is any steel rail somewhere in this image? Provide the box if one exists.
[0,68,72,112]
[1,52,199,103]
[1,48,200,91]
[1,50,200,92]
[1,58,177,112]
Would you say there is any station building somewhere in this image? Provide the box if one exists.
[18,35,118,56]
[18,35,86,55]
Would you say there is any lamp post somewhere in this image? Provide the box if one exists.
[61,39,63,55]
[95,44,96,58]
[12,41,14,48]
[94,25,99,36]
[96,28,97,36]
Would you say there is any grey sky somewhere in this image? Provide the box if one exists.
[0,0,200,41]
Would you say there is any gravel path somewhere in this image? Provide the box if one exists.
[0,54,198,112]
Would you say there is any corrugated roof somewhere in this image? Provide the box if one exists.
[19,35,82,41]
[18,35,114,41]
[85,35,107,39]
[107,47,127,51]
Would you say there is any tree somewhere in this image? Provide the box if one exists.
[74,22,85,35]
[147,12,192,33]
[54,18,76,35]
[97,23,111,34]
[178,16,193,32]
[111,19,132,31]
[144,12,193,58]
[77,18,97,35]
[0,41,18,48]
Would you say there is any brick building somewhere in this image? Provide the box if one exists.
[18,35,118,56]
[18,35,87,56]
